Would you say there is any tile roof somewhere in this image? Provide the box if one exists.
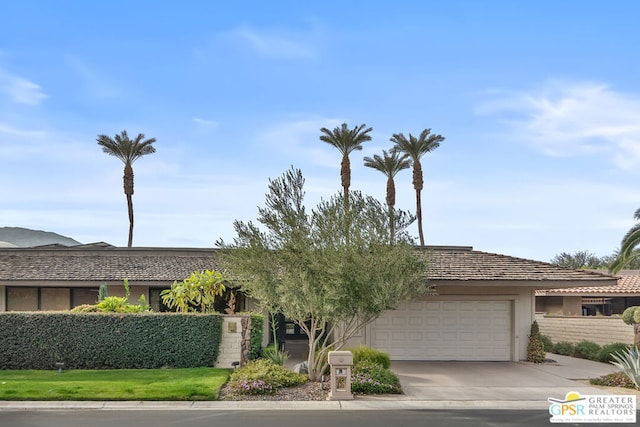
[0,245,616,286]
[425,246,614,283]
[536,270,640,296]
[0,247,219,282]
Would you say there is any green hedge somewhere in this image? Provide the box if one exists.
[249,313,264,360]
[0,312,223,370]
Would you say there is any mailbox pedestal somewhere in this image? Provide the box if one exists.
[327,350,353,400]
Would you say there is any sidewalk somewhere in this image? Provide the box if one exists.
[0,354,634,411]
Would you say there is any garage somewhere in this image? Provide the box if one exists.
[369,300,513,361]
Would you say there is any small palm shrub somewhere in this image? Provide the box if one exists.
[262,344,289,366]
[597,343,632,363]
[351,361,401,394]
[226,359,306,395]
[610,346,640,389]
[574,340,601,360]
[527,321,546,363]
[553,341,576,356]
[350,345,391,369]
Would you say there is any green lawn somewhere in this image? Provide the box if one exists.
[0,368,230,401]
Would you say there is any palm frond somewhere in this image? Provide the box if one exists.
[319,122,372,155]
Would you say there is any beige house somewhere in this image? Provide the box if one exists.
[0,244,615,362]
[536,270,640,316]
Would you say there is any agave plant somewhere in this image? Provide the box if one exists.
[610,346,640,389]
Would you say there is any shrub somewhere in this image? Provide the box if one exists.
[540,334,554,352]
[597,343,632,363]
[248,313,264,360]
[610,346,640,389]
[226,359,307,395]
[527,321,546,363]
[574,340,601,360]
[0,312,223,369]
[262,344,289,366]
[349,345,391,369]
[553,341,576,356]
[351,361,402,394]
[590,371,637,389]
[621,306,640,325]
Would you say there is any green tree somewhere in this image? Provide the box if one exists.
[363,149,412,244]
[319,123,372,212]
[390,129,444,246]
[550,250,604,269]
[610,208,640,273]
[97,130,157,247]
[526,320,546,363]
[161,269,227,313]
[217,167,428,381]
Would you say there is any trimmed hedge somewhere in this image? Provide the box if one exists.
[0,312,223,370]
[249,313,264,360]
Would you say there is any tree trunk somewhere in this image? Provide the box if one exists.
[412,162,424,246]
[387,177,395,245]
[341,155,351,213]
[123,164,135,247]
[126,193,134,248]
[415,189,424,246]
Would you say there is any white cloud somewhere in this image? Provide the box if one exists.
[226,25,319,59]
[0,69,47,105]
[66,56,122,99]
[477,81,640,171]
[192,117,218,128]
[259,116,345,168]
[0,123,46,138]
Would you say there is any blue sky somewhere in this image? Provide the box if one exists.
[2,1,640,262]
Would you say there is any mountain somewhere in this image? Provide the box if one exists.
[0,227,81,248]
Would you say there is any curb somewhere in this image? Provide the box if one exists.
[0,400,551,411]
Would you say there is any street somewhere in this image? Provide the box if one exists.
[0,409,628,427]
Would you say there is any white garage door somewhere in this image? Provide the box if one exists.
[370,300,512,361]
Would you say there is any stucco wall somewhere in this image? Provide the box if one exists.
[40,288,70,310]
[342,285,535,362]
[535,313,634,345]
[0,286,5,311]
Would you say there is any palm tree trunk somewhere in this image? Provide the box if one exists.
[123,164,135,248]
[413,162,425,246]
[340,155,351,213]
[387,177,395,245]
[126,193,134,247]
[415,189,424,246]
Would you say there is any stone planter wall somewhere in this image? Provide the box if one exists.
[215,314,252,368]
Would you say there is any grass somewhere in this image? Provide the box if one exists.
[0,368,230,401]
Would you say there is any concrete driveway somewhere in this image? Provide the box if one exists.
[387,354,619,404]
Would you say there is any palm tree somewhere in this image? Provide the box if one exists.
[363,150,411,244]
[97,130,157,247]
[319,123,372,211]
[610,208,640,273]
[390,128,444,246]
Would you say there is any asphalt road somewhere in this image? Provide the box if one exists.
[0,409,626,427]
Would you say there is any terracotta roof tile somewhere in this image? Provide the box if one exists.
[536,270,640,296]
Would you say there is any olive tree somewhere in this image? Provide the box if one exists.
[217,167,429,381]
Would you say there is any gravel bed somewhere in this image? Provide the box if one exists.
[219,380,329,401]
